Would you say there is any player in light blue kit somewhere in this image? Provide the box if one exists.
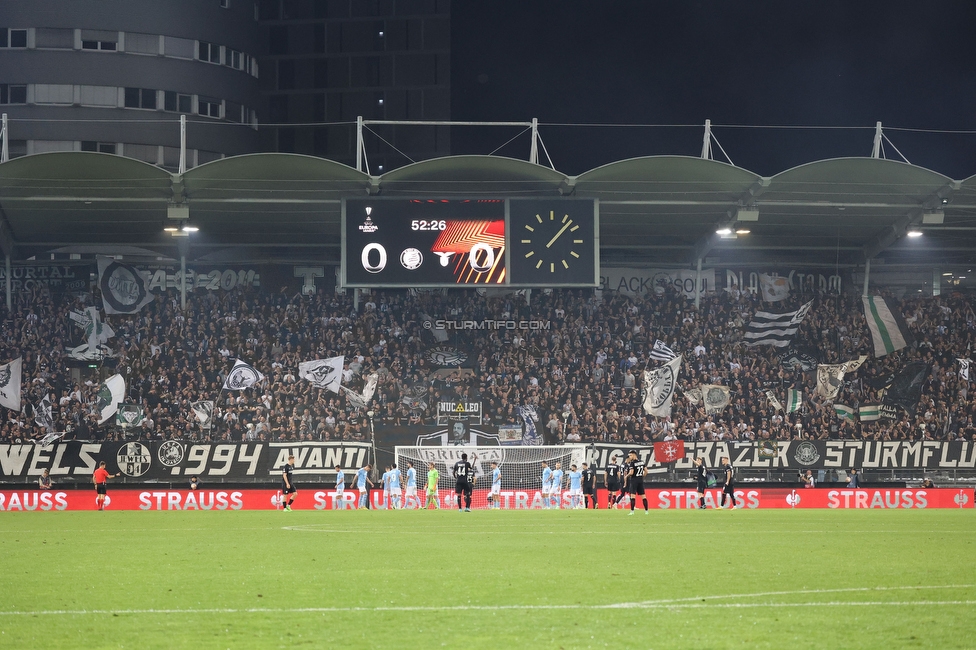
[567,464,583,509]
[550,462,565,509]
[541,461,553,509]
[404,461,418,509]
[487,461,502,509]
[355,464,373,509]
[334,465,346,510]
[388,463,403,509]
[380,466,391,509]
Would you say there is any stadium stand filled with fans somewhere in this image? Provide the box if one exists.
[0,281,973,446]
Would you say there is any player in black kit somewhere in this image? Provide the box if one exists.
[281,455,297,511]
[719,456,738,509]
[625,450,649,515]
[453,453,473,512]
[605,454,622,509]
[694,457,708,509]
[581,462,597,509]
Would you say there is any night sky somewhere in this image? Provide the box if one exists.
[451,1,976,178]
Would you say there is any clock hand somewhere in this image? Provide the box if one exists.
[546,220,573,248]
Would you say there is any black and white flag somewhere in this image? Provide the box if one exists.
[116,404,145,428]
[0,357,22,412]
[649,339,678,363]
[743,300,814,347]
[642,355,682,417]
[883,362,931,417]
[67,307,115,361]
[341,373,378,410]
[97,257,155,314]
[298,356,344,393]
[34,394,54,432]
[191,400,214,429]
[223,359,265,391]
[958,358,970,382]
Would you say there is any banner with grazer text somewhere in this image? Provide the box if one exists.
[3,439,976,485]
[0,487,970,511]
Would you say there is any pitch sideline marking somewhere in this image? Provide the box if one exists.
[0,585,972,617]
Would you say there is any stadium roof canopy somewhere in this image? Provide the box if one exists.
[1,151,975,270]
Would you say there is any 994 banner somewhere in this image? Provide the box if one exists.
[341,198,597,288]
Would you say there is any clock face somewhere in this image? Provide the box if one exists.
[508,199,597,286]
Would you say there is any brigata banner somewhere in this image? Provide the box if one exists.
[3,440,976,484]
[0,488,971,511]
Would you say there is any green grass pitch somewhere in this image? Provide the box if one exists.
[0,507,973,649]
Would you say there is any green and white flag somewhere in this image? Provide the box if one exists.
[862,296,914,357]
[786,388,802,413]
[858,403,881,421]
[116,404,145,428]
[96,374,126,425]
[833,403,854,419]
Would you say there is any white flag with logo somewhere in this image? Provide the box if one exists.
[191,400,214,429]
[299,356,344,393]
[97,256,155,314]
[0,357,22,412]
[758,274,790,302]
[702,384,731,415]
[958,358,970,382]
[642,355,682,417]
[97,374,126,424]
[223,359,265,391]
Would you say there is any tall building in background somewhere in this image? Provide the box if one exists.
[0,0,450,172]
[257,0,450,171]
[0,0,262,170]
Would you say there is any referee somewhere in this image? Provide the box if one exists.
[93,461,118,511]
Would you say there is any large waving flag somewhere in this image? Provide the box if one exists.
[862,296,914,357]
[97,257,155,314]
[223,359,264,391]
[758,274,790,302]
[96,374,126,425]
[649,340,677,363]
[0,357,22,412]
[642,355,682,417]
[299,356,344,393]
[743,300,813,347]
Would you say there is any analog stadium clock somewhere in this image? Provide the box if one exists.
[508,199,598,286]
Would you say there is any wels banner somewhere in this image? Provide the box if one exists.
[0,487,970,511]
[0,441,370,483]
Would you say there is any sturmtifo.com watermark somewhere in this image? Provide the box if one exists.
[424,319,551,330]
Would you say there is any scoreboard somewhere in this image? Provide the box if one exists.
[341,198,598,288]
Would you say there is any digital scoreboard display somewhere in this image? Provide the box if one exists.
[341,198,598,288]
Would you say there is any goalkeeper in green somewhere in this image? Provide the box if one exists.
[425,462,440,509]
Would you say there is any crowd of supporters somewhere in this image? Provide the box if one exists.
[1,279,974,445]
